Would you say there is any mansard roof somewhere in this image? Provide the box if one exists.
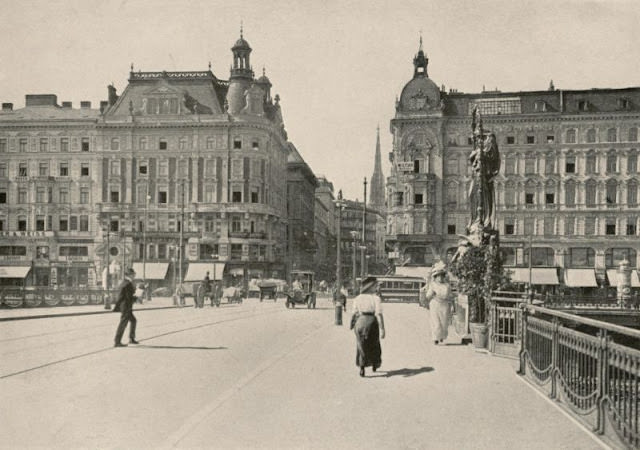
[0,105,100,122]
[104,70,228,117]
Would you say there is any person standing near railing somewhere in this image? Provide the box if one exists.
[422,261,453,345]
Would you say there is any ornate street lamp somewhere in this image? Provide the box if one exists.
[350,230,359,293]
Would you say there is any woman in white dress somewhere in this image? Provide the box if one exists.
[423,261,453,345]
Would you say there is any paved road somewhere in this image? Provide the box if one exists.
[0,297,605,449]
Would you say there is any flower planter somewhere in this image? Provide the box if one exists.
[469,322,488,349]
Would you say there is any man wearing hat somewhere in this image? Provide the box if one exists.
[113,267,140,347]
[350,276,385,377]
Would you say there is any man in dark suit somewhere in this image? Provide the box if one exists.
[113,267,140,347]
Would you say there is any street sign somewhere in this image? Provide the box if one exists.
[388,251,400,258]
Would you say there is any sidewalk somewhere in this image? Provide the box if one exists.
[0,296,179,321]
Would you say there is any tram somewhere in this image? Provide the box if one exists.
[376,275,426,303]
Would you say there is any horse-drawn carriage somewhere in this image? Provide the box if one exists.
[258,279,287,301]
[285,271,316,309]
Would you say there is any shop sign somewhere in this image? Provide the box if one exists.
[0,231,54,238]
[397,162,414,172]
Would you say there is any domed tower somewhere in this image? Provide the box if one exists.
[254,67,272,104]
[226,25,255,115]
[397,36,441,113]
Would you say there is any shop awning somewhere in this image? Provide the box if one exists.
[564,269,598,287]
[184,263,225,281]
[607,269,640,287]
[0,266,31,279]
[132,263,169,280]
[395,266,431,281]
[508,268,559,285]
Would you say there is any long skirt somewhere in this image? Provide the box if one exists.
[429,299,452,341]
[354,314,381,369]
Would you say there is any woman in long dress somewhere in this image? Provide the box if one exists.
[423,262,453,345]
[351,277,385,377]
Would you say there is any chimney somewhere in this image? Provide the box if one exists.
[107,85,118,106]
[61,101,72,108]
[100,101,109,114]
[80,101,91,109]
[1,103,13,111]
[25,94,58,107]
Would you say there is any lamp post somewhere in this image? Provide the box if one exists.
[179,180,185,294]
[103,221,111,309]
[362,177,367,279]
[350,230,359,293]
[335,190,344,290]
[142,184,150,289]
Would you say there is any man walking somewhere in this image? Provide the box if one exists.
[113,267,140,347]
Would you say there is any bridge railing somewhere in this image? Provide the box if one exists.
[519,304,640,449]
[489,291,527,357]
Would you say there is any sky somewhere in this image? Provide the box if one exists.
[1,0,639,201]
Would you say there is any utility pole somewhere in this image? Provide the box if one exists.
[143,182,149,286]
[179,180,185,293]
[336,190,343,289]
[361,177,367,278]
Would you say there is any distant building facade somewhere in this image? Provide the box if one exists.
[0,32,291,289]
[387,39,640,291]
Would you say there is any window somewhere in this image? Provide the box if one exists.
[545,193,555,204]
[59,163,69,177]
[586,181,597,207]
[565,181,576,207]
[414,160,420,173]
[579,101,589,111]
[524,247,555,266]
[252,140,259,150]
[505,185,515,207]
[506,136,515,145]
[233,138,242,149]
[70,216,78,231]
[584,217,596,235]
[110,191,119,203]
[39,138,48,152]
[19,138,27,152]
[110,138,119,150]
[19,163,27,176]
[526,136,535,144]
[36,216,45,231]
[504,220,515,235]
[159,139,167,150]
[447,224,456,234]
[586,129,596,143]
[606,180,617,205]
[231,216,242,233]
[629,153,638,174]
[60,138,69,152]
[139,163,147,175]
[524,157,536,174]
[565,216,575,235]
[524,217,534,235]
[59,188,68,203]
[36,188,45,203]
[59,217,68,232]
[569,248,595,268]
[159,160,168,176]
[606,153,617,173]
[0,191,5,203]
[80,188,89,204]
[606,219,616,236]
[547,135,555,144]
[586,152,597,174]
[0,164,5,177]
[446,158,458,175]
[446,184,457,207]
[414,193,423,204]
[81,138,90,151]
[81,164,89,177]
[566,129,576,144]
[467,137,473,145]
[630,128,638,142]
[109,220,119,232]
[251,190,259,203]
[206,137,214,149]
[18,189,27,204]
[39,162,48,176]
[232,191,242,202]
[627,219,637,236]
[565,155,575,173]
[607,128,617,142]
[469,98,521,115]
[18,217,27,231]
[545,155,555,174]
[505,155,516,174]
[158,190,167,204]
[605,248,637,268]
[525,192,535,205]
[0,139,6,152]
[628,181,638,206]
[179,138,187,150]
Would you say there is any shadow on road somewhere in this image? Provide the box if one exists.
[134,345,228,351]
[373,366,434,378]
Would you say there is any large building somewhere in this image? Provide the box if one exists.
[387,39,640,293]
[0,32,291,290]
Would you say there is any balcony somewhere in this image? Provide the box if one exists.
[229,231,249,239]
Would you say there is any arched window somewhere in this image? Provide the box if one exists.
[605,248,637,268]
[565,180,576,207]
[606,179,618,205]
[607,128,617,142]
[606,151,617,173]
[628,180,638,207]
[524,247,555,267]
[585,180,597,207]
[446,183,457,207]
[568,247,595,267]
[586,128,596,143]
[566,129,576,144]
[629,127,638,142]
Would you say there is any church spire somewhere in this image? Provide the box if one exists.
[370,125,385,211]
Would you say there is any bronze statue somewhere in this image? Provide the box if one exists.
[468,106,500,231]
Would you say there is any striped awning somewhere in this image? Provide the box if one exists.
[606,269,640,288]
[0,266,31,279]
[184,263,225,281]
[564,269,598,287]
[508,268,559,285]
[132,263,169,280]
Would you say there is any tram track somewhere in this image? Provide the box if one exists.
[0,305,287,380]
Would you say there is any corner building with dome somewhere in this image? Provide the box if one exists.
[388,40,640,295]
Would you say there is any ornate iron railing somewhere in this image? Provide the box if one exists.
[519,304,640,449]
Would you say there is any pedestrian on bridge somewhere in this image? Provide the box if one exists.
[350,276,385,377]
[422,261,453,345]
[113,267,140,347]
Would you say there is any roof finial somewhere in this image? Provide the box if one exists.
[419,30,423,51]
[130,63,134,72]
[240,20,243,38]
[208,61,211,70]
[262,66,266,77]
